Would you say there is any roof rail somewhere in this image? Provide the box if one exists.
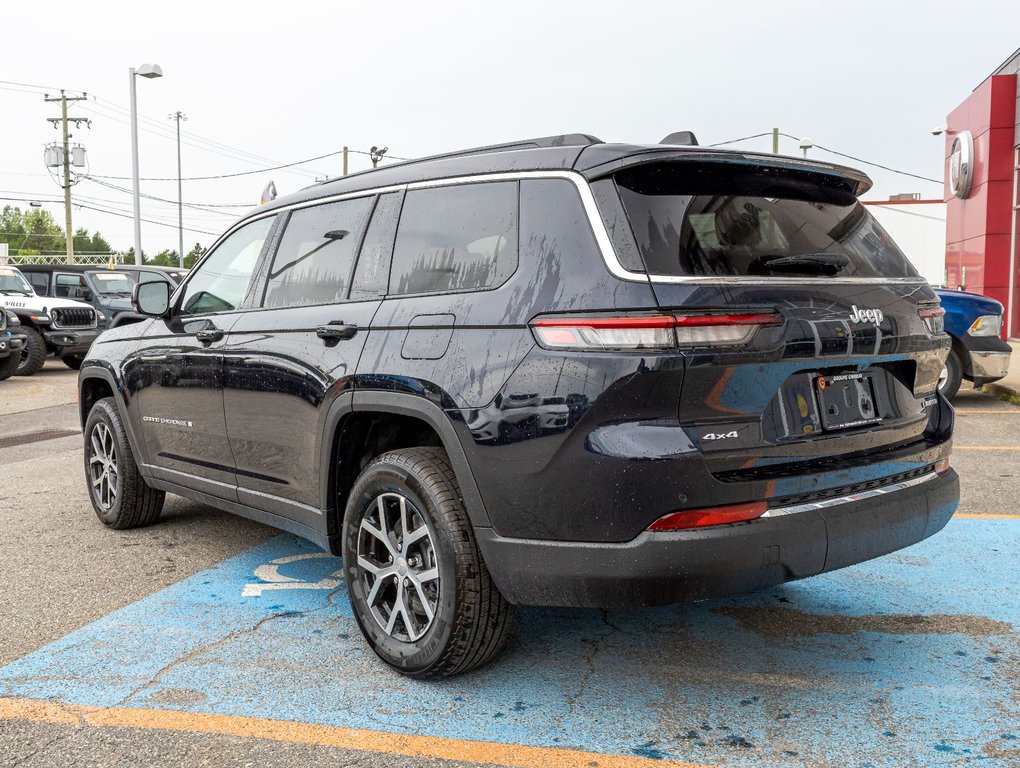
[413,133,603,163]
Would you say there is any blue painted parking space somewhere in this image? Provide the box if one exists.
[1,518,1017,767]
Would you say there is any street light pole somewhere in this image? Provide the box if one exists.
[129,63,162,266]
[169,111,187,268]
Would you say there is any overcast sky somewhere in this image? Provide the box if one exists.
[2,0,1019,256]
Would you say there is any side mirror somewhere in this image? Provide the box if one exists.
[75,287,93,302]
[132,280,171,317]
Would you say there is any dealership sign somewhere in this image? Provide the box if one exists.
[950,130,974,199]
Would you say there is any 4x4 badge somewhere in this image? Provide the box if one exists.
[703,430,739,441]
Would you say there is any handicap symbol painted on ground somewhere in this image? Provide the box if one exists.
[241,552,343,597]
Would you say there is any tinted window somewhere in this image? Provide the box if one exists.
[390,182,518,295]
[25,271,48,294]
[138,271,163,283]
[180,216,275,315]
[54,273,87,298]
[263,197,374,309]
[614,164,917,278]
[521,178,601,277]
[350,192,402,301]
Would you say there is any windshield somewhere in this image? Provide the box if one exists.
[608,164,918,279]
[0,266,34,295]
[87,271,137,295]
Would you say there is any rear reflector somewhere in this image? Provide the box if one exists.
[648,501,767,531]
[531,311,783,350]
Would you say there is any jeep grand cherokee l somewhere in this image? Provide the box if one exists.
[77,133,959,678]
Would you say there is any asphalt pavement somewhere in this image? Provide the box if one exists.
[0,361,1016,768]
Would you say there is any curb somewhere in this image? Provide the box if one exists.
[983,381,1020,403]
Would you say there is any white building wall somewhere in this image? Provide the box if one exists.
[866,202,947,285]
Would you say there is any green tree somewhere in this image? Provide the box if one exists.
[184,242,206,269]
[148,249,180,267]
[72,228,113,254]
[0,206,64,255]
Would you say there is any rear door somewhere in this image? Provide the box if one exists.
[597,160,949,495]
[222,192,399,519]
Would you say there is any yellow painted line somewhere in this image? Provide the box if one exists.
[0,697,714,768]
[950,442,1020,448]
[954,512,1020,519]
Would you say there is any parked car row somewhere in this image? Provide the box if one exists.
[0,264,184,376]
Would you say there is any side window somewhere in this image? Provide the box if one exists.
[262,197,373,309]
[54,273,87,298]
[350,192,402,300]
[389,182,518,295]
[26,272,49,294]
[138,271,162,283]
[180,216,275,316]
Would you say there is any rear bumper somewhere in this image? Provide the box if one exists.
[476,469,959,607]
[43,328,98,355]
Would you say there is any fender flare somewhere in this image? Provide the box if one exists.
[319,390,491,530]
[77,363,150,469]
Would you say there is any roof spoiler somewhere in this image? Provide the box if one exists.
[660,131,699,146]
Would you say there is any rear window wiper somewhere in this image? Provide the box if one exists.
[754,253,850,275]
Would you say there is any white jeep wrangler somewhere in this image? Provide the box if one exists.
[0,265,99,375]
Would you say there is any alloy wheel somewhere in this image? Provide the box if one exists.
[88,422,119,510]
[938,364,949,391]
[356,492,439,642]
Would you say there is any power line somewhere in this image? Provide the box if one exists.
[88,148,353,181]
[777,132,941,185]
[708,132,773,147]
[0,195,220,236]
[82,176,248,214]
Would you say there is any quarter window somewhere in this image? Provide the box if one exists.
[25,272,48,294]
[263,197,374,309]
[180,216,275,315]
[389,182,518,295]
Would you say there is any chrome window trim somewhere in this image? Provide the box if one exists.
[760,471,939,518]
[196,170,930,289]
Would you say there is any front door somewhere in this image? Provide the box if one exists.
[130,215,277,498]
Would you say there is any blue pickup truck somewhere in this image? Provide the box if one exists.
[935,288,1012,398]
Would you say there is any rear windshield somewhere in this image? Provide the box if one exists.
[611,164,918,279]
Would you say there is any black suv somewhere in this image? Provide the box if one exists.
[78,134,959,677]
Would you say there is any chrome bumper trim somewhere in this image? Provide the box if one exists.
[761,471,940,518]
[970,350,1010,379]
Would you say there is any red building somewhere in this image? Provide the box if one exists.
[944,48,1020,337]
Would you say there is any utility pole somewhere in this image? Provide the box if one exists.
[342,145,349,176]
[169,111,187,268]
[44,90,89,263]
[772,127,779,154]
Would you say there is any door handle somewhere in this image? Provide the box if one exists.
[195,327,224,344]
[316,322,358,341]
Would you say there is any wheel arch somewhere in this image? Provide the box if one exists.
[78,365,149,468]
[320,391,491,553]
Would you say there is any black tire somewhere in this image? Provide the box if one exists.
[83,397,165,529]
[342,447,514,678]
[16,326,47,377]
[61,354,84,370]
[0,352,19,381]
[939,348,963,400]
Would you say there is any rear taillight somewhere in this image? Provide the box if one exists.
[918,305,946,335]
[530,311,783,351]
[648,501,767,531]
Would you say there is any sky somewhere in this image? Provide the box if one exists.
[2,0,1019,257]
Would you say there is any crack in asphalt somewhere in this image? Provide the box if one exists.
[115,586,346,707]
